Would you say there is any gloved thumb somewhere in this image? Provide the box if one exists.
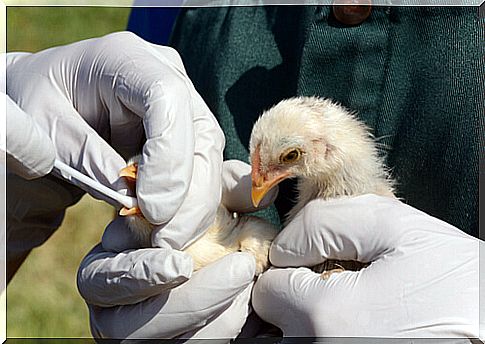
[252,267,360,337]
[221,160,278,213]
[269,194,408,267]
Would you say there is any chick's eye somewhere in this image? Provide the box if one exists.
[280,149,302,164]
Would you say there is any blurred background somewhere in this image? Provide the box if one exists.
[7,7,131,337]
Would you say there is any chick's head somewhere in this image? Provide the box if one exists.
[249,96,379,207]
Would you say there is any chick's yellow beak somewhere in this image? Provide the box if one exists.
[251,171,290,208]
[251,172,267,208]
[251,146,290,207]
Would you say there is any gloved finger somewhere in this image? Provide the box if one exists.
[147,41,190,78]
[89,252,256,339]
[253,266,418,337]
[90,32,197,225]
[77,244,193,307]
[4,93,55,179]
[133,74,195,225]
[151,90,224,249]
[270,194,413,267]
[178,283,253,340]
[221,160,278,213]
[252,267,360,337]
[93,33,223,236]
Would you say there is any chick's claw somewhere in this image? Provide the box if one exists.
[321,268,345,280]
[119,162,141,217]
[119,163,138,181]
[119,207,141,216]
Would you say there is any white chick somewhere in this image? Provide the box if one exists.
[119,96,394,277]
[118,157,278,275]
[248,96,395,276]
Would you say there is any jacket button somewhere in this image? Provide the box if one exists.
[332,0,372,26]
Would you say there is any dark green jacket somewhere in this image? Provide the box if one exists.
[170,6,482,237]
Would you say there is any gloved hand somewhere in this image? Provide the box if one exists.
[2,93,55,179]
[6,32,226,281]
[78,160,279,339]
[252,195,483,339]
[7,31,224,240]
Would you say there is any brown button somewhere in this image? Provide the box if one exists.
[333,0,372,26]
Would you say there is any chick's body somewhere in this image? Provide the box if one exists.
[123,156,278,276]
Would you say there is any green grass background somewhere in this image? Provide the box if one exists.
[7,7,131,337]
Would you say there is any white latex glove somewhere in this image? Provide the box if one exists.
[78,160,278,339]
[252,195,483,340]
[2,93,56,179]
[7,32,224,251]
